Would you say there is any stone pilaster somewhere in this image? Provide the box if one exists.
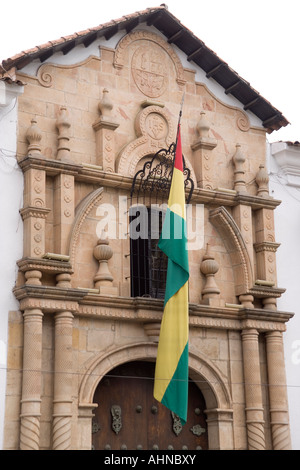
[20,308,43,450]
[53,173,75,255]
[52,311,74,450]
[254,208,279,309]
[191,112,217,189]
[21,167,50,258]
[54,173,75,255]
[241,329,266,450]
[265,331,292,450]
[92,88,119,172]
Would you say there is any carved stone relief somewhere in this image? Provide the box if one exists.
[114,30,186,88]
[131,43,169,98]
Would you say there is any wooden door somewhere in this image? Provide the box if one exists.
[92,361,208,450]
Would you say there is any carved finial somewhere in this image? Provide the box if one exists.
[232,144,247,193]
[200,244,220,301]
[56,106,71,161]
[196,112,210,138]
[93,233,114,290]
[98,88,113,117]
[26,117,42,156]
[256,164,269,197]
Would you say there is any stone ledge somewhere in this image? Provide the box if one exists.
[13,287,293,330]
[17,155,281,210]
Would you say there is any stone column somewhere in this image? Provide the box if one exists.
[20,308,43,450]
[265,331,292,450]
[241,328,266,450]
[52,311,74,450]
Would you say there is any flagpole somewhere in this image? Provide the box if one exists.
[175,92,185,149]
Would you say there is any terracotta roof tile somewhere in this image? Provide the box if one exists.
[0,5,289,132]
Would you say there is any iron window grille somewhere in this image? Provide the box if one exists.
[129,143,193,298]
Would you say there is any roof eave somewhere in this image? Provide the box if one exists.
[0,5,289,133]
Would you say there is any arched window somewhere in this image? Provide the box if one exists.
[129,143,193,298]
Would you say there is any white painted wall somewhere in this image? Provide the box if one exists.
[268,141,300,450]
[0,80,24,449]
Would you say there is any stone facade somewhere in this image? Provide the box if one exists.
[2,15,293,450]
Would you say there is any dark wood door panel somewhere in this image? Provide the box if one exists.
[92,361,208,450]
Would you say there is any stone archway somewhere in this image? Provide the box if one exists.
[78,342,233,450]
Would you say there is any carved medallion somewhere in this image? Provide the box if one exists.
[145,113,168,141]
[131,44,168,98]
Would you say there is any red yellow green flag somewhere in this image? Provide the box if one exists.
[154,124,189,424]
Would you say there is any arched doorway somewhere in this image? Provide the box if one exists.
[92,360,208,450]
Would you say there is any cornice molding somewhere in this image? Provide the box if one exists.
[13,285,293,330]
[271,142,300,187]
[17,155,281,210]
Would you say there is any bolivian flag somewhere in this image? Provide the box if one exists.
[154,124,189,424]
